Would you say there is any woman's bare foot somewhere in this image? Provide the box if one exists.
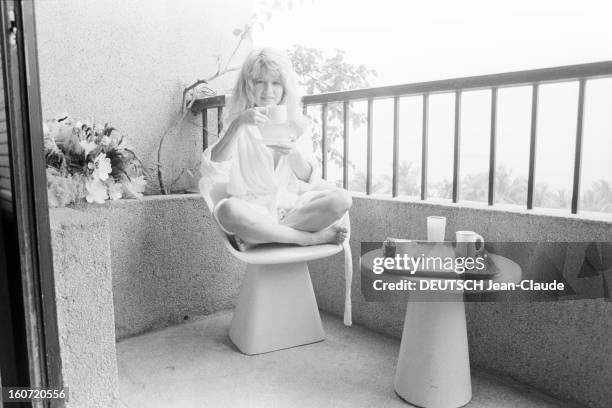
[307,225,348,246]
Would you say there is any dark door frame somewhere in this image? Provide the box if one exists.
[0,1,63,406]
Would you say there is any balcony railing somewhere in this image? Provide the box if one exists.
[190,61,612,215]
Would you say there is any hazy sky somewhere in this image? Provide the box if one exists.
[253,0,612,194]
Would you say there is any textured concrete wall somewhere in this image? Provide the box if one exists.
[51,194,611,407]
[310,195,612,408]
[50,208,119,408]
[78,195,243,339]
[34,0,253,192]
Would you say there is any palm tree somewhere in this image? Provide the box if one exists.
[396,161,420,196]
[350,170,387,194]
[460,172,488,202]
[494,167,527,205]
[580,180,612,213]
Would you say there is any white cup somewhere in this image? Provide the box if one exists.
[427,216,446,242]
[455,231,485,258]
[256,105,287,124]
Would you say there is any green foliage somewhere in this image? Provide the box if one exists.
[350,162,612,214]
[289,45,376,95]
[579,180,612,212]
[350,161,421,196]
[288,45,377,173]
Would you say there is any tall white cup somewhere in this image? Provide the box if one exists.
[427,216,446,242]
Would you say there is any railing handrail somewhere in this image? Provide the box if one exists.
[190,61,612,112]
[192,59,612,216]
[301,60,612,104]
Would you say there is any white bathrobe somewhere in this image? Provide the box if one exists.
[199,123,353,326]
[200,124,320,220]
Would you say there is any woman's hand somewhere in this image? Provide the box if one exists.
[210,109,266,162]
[238,108,269,127]
[268,142,312,180]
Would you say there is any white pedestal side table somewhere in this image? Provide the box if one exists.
[361,248,521,408]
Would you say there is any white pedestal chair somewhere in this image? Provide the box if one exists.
[202,182,347,355]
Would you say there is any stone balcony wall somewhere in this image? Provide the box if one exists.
[50,193,612,408]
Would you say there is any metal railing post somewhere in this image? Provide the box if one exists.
[343,101,349,189]
[392,97,400,197]
[452,91,462,202]
[366,98,373,194]
[571,79,587,214]
[321,103,328,179]
[488,88,498,206]
[421,94,429,200]
[527,84,539,210]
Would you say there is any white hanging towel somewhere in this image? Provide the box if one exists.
[341,216,353,326]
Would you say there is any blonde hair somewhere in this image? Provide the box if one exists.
[226,48,308,132]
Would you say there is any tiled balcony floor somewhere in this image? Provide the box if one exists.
[117,311,585,408]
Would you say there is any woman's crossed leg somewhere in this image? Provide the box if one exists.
[215,189,352,247]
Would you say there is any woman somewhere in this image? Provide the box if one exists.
[199,48,352,250]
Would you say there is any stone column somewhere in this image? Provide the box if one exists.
[50,208,120,408]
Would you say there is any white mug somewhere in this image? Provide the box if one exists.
[455,230,485,258]
[427,216,446,242]
[256,105,287,124]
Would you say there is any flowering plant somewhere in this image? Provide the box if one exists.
[44,115,146,207]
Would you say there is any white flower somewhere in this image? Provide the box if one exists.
[80,140,97,157]
[101,136,111,146]
[92,153,112,181]
[85,179,108,204]
[46,169,79,208]
[132,175,146,194]
[122,175,146,198]
[107,181,123,200]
